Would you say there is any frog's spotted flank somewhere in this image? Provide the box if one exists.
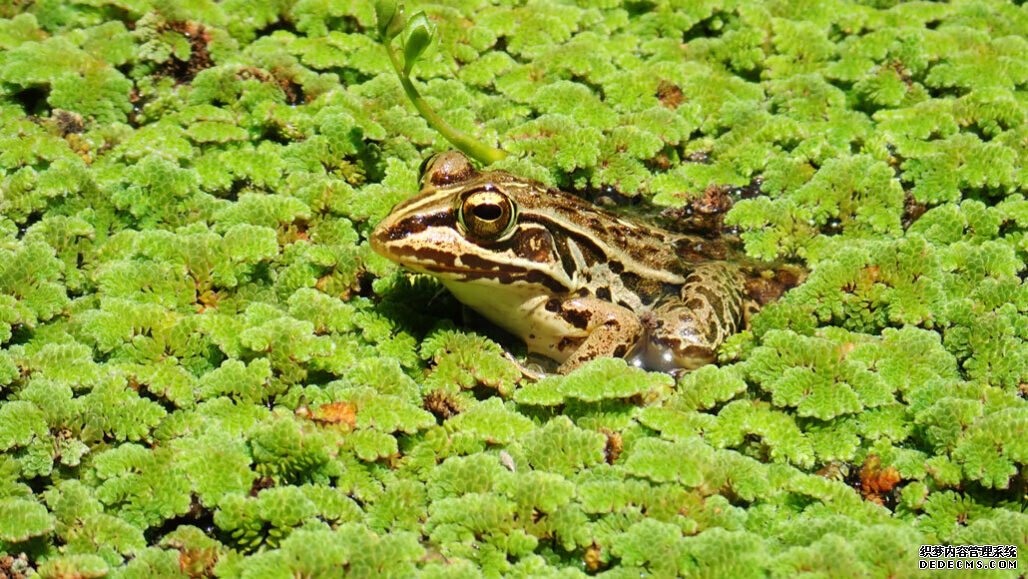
[372,151,790,373]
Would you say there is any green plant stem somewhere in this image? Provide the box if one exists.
[385,43,507,164]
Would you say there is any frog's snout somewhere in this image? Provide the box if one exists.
[373,201,425,263]
[369,217,401,262]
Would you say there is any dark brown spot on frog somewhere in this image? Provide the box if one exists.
[545,299,561,312]
[706,317,721,338]
[558,337,581,352]
[562,307,591,330]
[550,235,579,280]
[511,228,555,262]
[706,293,726,316]
[596,287,612,301]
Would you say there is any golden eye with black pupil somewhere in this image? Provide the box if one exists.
[457,189,517,240]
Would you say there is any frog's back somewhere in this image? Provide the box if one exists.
[498,177,731,277]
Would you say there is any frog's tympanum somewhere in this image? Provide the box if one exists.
[372,151,791,374]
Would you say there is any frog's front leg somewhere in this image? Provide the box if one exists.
[641,262,748,371]
[555,297,644,374]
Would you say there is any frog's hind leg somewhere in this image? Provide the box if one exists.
[556,297,645,375]
[642,262,748,371]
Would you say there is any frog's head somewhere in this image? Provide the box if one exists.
[370,151,573,292]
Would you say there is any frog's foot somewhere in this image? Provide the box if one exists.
[503,351,547,381]
[555,297,644,374]
[641,261,747,371]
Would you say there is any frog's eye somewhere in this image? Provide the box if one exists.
[458,188,517,240]
[421,151,474,187]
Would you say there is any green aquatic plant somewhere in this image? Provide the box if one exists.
[0,0,1025,576]
[376,0,507,164]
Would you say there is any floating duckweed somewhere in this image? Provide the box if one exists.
[0,1,1024,576]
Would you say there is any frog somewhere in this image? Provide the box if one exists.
[371,151,793,374]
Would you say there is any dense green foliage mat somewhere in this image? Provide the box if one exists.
[0,0,1026,577]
